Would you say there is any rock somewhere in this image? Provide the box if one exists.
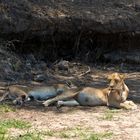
[104,50,140,64]
[104,51,124,62]
[34,74,46,82]
[34,62,47,71]
[56,60,69,71]
[26,54,37,64]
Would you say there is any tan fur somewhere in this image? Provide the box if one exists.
[0,73,137,110]
[0,85,29,105]
[43,73,137,110]
[107,73,137,109]
[0,84,72,105]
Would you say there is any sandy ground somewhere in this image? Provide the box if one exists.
[0,64,140,140]
[1,104,140,140]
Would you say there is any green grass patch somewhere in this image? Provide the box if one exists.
[85,131,113,140]
[0,104,16,113]
[46,127,113,140]
[0,126,8,140]
[0,119,32,140]
[46,130,54,137]
[0,119,31,129]
[11,131,44,140]
[0,119,31,140]
[100,109,120,121]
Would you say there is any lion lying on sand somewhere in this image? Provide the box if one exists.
[0,73,137,110]
[43,73,137,110]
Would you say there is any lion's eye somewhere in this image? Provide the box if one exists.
[115,79,119,83]
[108,79,111,82]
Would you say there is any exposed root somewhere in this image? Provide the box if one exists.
[78,66,91,77]
[55,75,75,80]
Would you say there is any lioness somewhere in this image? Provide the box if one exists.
[0,84,75,105]
[43,73,137,110]
[0,85,30,105]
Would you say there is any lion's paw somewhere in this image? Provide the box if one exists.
[121,101,137,110]
[43,100,51,107]
[127,101,137,110]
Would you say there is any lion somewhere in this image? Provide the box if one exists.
[0,83,76,105]
[43,73,137,110]
[0,85,30,105]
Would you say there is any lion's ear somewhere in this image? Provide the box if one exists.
[107,75,111,80]
[21,95,26,100]
[120,74,125,79]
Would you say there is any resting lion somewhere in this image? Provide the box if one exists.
[0,85,29,105]
[0,84,75,105]
[43,73,137,110]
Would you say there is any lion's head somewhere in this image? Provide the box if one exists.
[107,73,125,90]
[107,73,129,107]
